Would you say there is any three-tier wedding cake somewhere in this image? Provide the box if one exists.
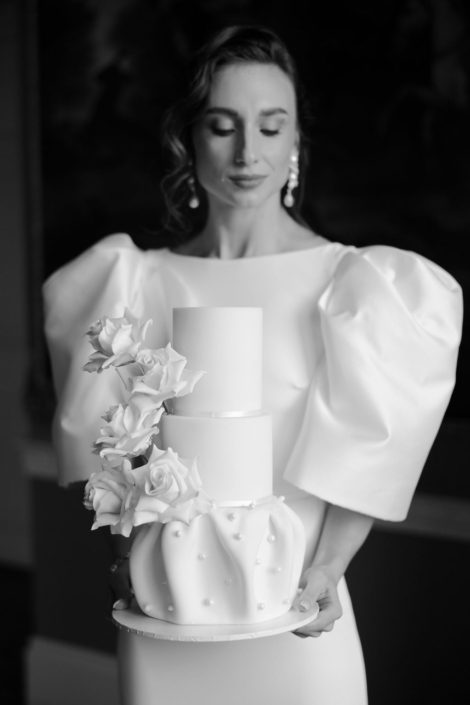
[129,307,306,626]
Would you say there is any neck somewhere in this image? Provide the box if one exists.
[201,196,295,259]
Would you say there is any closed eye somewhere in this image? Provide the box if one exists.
[211,126,236,136]
[260,128,281,136]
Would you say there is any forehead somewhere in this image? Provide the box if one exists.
[207,62,297,115]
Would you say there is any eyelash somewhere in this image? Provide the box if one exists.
[210,127,281,137]
[211,127,235,136]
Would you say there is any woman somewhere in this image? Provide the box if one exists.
[43,25,463,705]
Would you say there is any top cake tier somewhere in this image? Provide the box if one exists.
[170,307,263,415]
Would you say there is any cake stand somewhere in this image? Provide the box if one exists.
[112,602,320,642]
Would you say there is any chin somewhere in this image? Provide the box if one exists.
[228,187,278,210]
[207,182,281,210]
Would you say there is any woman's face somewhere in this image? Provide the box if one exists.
[192,62,298,209]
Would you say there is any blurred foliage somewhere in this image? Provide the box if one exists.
[36,0,470,417]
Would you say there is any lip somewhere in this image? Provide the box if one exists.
[228,175,267,189]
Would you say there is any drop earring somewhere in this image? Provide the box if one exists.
[283,153,299,208]
[188,174,199,209]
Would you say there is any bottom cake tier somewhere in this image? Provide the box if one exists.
[130,497,306,625]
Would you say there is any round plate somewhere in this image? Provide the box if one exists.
[112,602,319,642]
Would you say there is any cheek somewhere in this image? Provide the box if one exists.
[193,140,230,185]
[264,135,296,172]
[266,144,293,181]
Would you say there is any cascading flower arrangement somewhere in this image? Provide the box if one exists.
[82,307,212,537]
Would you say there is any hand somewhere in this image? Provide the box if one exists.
[292,564,343,638]
[109,553,133,611]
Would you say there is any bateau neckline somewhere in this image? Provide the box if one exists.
[161,240,339,263]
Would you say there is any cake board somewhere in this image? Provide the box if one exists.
[112,602,320,642]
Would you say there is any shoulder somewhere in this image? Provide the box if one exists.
[334,243,462,295]
[43,233,168,295]
[44,233,139,282]
[42,233,171,327]
[324,243,463,343]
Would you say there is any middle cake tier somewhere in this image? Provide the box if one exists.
[159,412,273,502]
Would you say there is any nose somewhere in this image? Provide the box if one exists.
[234,127,258,166]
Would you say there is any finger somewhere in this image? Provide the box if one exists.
[294,615,335,637]
[293,581,327,613]
[293,628,323,638]
[112,597,131,611]
[307,606,341,632]
[296,597,317,614]
[296,593,342,632]
[292,630,309,639]
[301,622,335,636]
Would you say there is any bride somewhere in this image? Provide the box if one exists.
[43,25,463,705]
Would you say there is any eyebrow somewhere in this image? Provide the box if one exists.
[204,107,289,118]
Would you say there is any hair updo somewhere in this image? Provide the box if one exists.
[160,24,312,238]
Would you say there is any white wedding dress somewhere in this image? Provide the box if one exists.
[43,233,462,705]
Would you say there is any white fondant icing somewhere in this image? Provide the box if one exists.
[128,306,307,627]
[170,307,263,415]
[130,502,306,626]
[159,412,273,501]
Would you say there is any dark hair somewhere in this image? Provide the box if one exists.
[160,25,313,238]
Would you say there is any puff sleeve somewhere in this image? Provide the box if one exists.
[283,245,463,521]
[43,234,168,486]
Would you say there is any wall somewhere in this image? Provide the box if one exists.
[0,0,32,567]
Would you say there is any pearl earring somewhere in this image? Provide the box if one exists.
[283,153,299,208]
[188,174,199,209]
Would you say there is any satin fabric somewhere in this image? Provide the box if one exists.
[43,233,462,705]
[43,233,462,522]
[117,576,366,705]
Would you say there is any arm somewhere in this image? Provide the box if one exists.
[294,504,374,637]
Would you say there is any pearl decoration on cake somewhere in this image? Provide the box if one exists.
[174,529,183,537]
[255,558,262,565]
[234,532,244,541]
[257,602,266,610]
[203,598,215,606]
[144,604,153,612]
[249,501,256,509]
[227,512,237,521]
[267,534,276,543]
[198,552,207,561]
[167,605,174,612]
[273,566,283,573]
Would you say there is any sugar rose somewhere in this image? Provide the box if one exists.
[83,459,138,537]
[132,446,212,525]
[95,401,164,458]
[131,343,205,407]
[135,348,165,373]
[83,308,152,373]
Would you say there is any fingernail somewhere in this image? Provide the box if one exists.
[113,598,129,610]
